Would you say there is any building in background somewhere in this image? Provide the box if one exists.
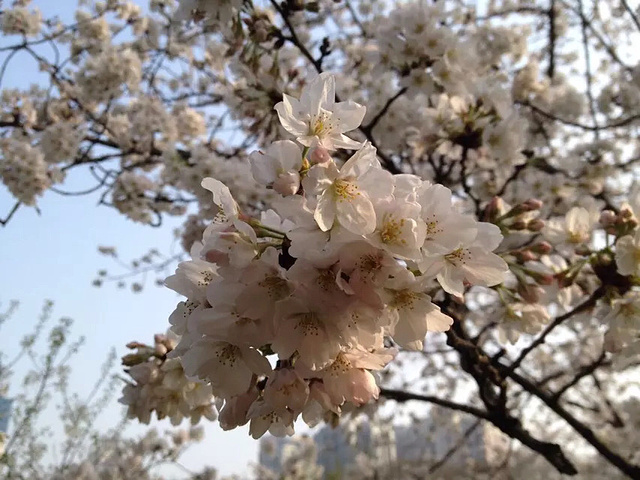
[0,397,12,433]
[259,408,509,479]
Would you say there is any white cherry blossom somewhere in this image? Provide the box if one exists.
[274,72,366,150]
[419,223,508,297]
[180,338,272,397]
[302,142,393,235]
[250,140,303,196]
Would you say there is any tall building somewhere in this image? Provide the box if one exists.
[0,397,12,433]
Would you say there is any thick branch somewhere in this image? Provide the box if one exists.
[444,319,577,475]
[547,0,557,78]
[380,388,489,419]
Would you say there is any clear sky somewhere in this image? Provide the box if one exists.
[0,0,257,476]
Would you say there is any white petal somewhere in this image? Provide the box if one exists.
[274,94,307,136]
[301,73,335,114]
[334,100,367,132]
[340,142,377,178]
[240,347,272,376]
[314,189,337,231]
[462,248,509,287]
[332,134,363,150]
[271,140,303,171]
[250,151,277,185]
[437,268,466,296]
[201,177,238,218]
[474,222,503,251]
[336,193,376,235]
[426,307,453,332]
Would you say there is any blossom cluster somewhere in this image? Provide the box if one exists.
[119,332,217,426]
[0,135,53,205]
[483,192,640,360]
[600,194,640,364]
[164,73,509,438]
[1,0,42,37]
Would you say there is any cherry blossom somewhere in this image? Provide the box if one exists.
[274,72,366,150]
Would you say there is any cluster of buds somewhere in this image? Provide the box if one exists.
[600,208,638,238]
[484,196,545,233]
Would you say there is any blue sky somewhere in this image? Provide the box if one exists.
[0,0,257,476]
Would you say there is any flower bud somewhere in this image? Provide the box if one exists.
[538,274,555,286]
[599,210,617,227]
[516,249,536,262]
[575,244,591,256]
[527,219,545,231]
[309,146,332,165]
[531,241,552,254]
[483,196,503,222]
[122,353,145,367]
[273,171,301,196]
[510,220,527,231]
[155,343,168,356]
[521,198,543,211]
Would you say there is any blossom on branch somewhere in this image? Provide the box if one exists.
[158,73,511,439]
[274,72,366,150]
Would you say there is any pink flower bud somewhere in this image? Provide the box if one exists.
[527,219,545,231]
[599,210,617,227]
[309,146,332,164]
[273,171,301,196]
[155,343,168,356]
[510,220,527,231]
[531,241,552,254]
[521,198,543,211]
[483,196,503,221]
[517,249,536,262]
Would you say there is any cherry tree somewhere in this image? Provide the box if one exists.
[2,0,640,477]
